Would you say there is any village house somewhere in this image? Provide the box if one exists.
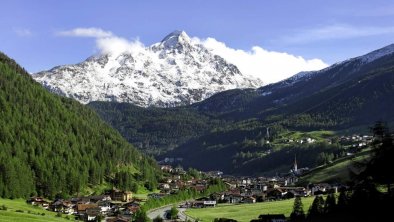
[106,216,131,222]
[76,203,99,217]
[190,200,217,208]
[267,188,286,200]
[255,214,286,222]
[224,193,243,204]
[26,197,49,209]
[50,200,74,214]
[160,165,173,173]
[85,207,101,221]
[243,196,256,203]
[108,189,132,202]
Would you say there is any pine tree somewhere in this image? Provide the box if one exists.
[134,208,151,222]
[290,196,305,222]
[337,190,349,212]
[169,205,179,219]
[324,193,336,214]
[307,195,324,221]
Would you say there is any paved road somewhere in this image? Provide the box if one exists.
[147,204,190,221]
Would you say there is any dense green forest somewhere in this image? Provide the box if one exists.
[89,102,226,155]
[0,52,159,199]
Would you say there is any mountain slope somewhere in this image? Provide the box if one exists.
[0,52,159,199]
[34,31,262,107]
[89,44,394,175]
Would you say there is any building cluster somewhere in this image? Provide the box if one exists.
[282,137,316,144]
[338,134,373,147]
[27,189,138,222]
[208,176,338,204]
[156,165,211,195]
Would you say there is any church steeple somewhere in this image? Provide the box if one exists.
[294,154,298,172]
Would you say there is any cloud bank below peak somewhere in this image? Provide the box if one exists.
[56,27,328,84]
[193,37,328,84]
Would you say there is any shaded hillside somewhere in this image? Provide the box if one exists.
[89,102,227,155]
[90,44,394,175]
[0,52,159,199]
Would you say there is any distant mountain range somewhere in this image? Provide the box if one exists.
[34,30,262,107]
[89,44,394,175]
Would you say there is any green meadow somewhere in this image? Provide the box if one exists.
[0,198,70,222]
[185,197,314,222]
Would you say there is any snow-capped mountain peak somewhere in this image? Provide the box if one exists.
[33,31,263,107]
[160,30,191,49]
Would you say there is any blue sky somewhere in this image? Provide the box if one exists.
[1,0,394,81]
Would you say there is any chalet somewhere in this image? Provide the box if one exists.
[76,203,99,216]
[170,182,180,190]
[109,189,132,202]
[224,193,243,204]
[174,166,186,174]
[159,183,170,190]
[203,200,217,207]
[258,214,286,222]
[89,195,111,203]
[27,197,49,209]
[243,196,256,203]
[50,200,74,214]
[190,200,217,208]
[280,187,309,197]
[310,183,332,195]
[160,165,173,173]
[106,216,131,222]
[122,204,140,216]
[85,207,101,221]
[97,201,112,215]
[191,184,206,193]
[207,171,223,178]
[267,188,286,200]
[211,192,225,201]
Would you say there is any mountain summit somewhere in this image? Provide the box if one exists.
[160,30,191,49]
[34,31,262,107]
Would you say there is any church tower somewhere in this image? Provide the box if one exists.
[294,154,298,173]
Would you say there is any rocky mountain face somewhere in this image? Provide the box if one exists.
[34,31,262,107]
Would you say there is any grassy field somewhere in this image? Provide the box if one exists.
[281,130,335,141]
[0,198,70,222]
[298,150,371,184]
[185,197,314,222]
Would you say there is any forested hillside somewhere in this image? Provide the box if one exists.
[89,45,394,175]
[0,52,159,199]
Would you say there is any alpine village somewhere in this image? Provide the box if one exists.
[1,1,393,222]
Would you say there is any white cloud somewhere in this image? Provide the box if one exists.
[57,27,113,38]
[282,24,394,44]
[193,37,328,84]
[13,28,32,37]
[57,27,145,55]
[96,36,145,55]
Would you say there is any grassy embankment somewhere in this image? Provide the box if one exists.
[0,198,70,222]
[298,149,371,184]
[185,197,314,222]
